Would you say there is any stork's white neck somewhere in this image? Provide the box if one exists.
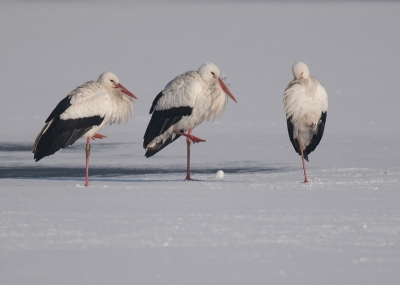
[205,84,228,122]
[108,89,134,125]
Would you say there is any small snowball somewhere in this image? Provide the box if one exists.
[215,170,224,179]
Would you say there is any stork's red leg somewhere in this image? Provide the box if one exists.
[180,128,204,181]
[92,133,107,140]
[85,137,91,186]
[297,130,309,183]
[185,136,194,180]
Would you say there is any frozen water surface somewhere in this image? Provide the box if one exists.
[1,1,400,284]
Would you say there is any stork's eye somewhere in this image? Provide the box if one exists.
[110,79,115,83]
[211,72,215,77]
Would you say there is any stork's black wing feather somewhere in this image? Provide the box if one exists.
[143,106,192,148]
[305,112,327,155]
[149,91,164,114]
[143,90,192,147]
[45,96,72,123]
[287,117,303,158]
[144,134,181,158]
[33,116,104,161]
[143,89,193,157]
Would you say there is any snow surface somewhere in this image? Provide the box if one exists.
[1,1,400,284]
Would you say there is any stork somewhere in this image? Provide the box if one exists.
[283,62,328,183]
[32,71,137,186]
[143,62,237,180]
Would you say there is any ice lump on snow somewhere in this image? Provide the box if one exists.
[215,170,224,179]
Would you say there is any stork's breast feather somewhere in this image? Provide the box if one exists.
[283,83,312,120]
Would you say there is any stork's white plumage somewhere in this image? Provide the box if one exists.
[33,71,137,186]
[143,62,237,180]
[283,62,328,183]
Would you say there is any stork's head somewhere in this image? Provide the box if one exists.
[97,71,137,99]
[198,62,221,84]
[292,61,310,80]
[198,62,237,103]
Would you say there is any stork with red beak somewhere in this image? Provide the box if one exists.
[33,71,137,186]
[143,62,237,180]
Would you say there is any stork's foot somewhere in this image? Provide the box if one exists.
[188,135,206,144]
[92,133,107,140]
[174,131,206,144]
[185,176,199,181]
[302,178,309,184]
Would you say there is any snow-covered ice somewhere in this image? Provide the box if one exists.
[1,1,400,284]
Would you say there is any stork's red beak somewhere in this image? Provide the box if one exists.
[218,78,237,103]
[116,83,138,99]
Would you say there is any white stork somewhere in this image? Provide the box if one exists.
[32,71,137,186]
[143,62,237,180]
[283,62,328,183]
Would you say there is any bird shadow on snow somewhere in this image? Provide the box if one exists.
[0,163,293,182]
[0,142,295,182]
[0,142,137,152]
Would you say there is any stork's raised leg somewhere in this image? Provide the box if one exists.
[297,130,309,183]
[92,133,107,140]
[85,137,91,186]
[173,130,206,144]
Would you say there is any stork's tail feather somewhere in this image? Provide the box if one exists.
[145,135,181,158]
[303,152,309,162]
